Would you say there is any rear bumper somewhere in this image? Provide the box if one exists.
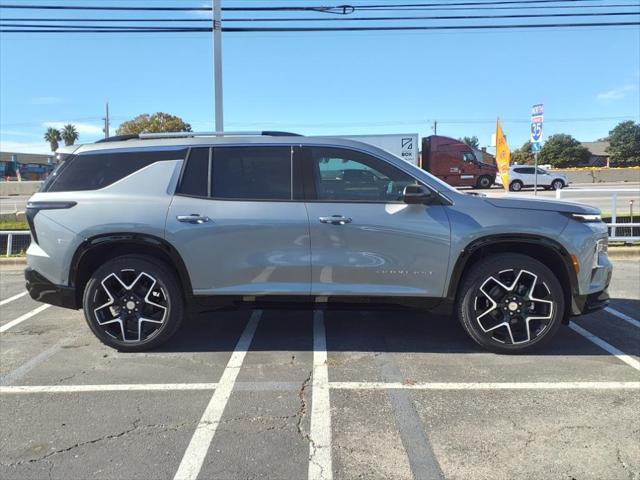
[24,267,79,310]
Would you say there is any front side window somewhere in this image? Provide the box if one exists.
[310,147,416,202]
[462,152,476,163]
[44,147,188,192]
[211,146,292,200]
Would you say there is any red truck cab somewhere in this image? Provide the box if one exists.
[421,135,497,188]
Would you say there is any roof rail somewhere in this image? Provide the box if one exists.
[95,134,139,143]
[137,130,302,140]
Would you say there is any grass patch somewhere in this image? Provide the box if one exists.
[0,220,29,231]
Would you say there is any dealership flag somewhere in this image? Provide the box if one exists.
[495,119,510,191]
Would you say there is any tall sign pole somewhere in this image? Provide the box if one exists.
[213,0,224,133]
[530,103,544,196]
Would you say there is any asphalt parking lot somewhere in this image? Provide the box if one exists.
[1,260,639,480]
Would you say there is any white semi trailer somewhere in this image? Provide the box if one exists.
[338,133,420,166]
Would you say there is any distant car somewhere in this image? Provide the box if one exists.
[502,166,569,192]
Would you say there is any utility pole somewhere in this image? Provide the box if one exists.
[213,0,224,133]
[432,120,437,135]
[102,102,110,138]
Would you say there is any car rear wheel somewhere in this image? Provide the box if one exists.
[456,253,564,354]
[476,175,493,189]
[83,254,184,352]
[509,180,523,192]
[551,179,565,190]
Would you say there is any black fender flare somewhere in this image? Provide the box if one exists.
[69,232,193,300]
[446,234,579,302]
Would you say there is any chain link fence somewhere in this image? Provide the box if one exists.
[0,231,31,256]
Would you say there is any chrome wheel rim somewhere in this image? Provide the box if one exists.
[512,182,521,191]
[92,269,168,343]
[553,181,563,190]
[473,269,554,345]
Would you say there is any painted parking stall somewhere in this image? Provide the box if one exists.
[1,261,639,479]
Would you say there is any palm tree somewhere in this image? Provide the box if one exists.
[44,127,61,152]
[61,124,79,146]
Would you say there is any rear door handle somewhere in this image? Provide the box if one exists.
[177,214,210,224]
[319,215,352,225]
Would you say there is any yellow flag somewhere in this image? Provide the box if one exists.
[495,119,510,192]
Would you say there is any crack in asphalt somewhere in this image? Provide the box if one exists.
[615,447,635,480]
[296,369,326,478]
[1,419,196,468]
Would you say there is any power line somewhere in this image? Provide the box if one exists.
[1,0,635,12]
[3,22,638,33]
[3,3,638,20]
[3,11,639,25]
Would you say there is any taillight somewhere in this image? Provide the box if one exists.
[25,201,76,244]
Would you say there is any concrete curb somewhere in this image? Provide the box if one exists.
[0,257,27,268]
[607,246,640,260]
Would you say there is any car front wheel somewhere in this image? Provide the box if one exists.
[456,253,565,353]
[83,254,184,352]
[551,179,565,190]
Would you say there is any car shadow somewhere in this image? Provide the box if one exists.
[152,297,639,356]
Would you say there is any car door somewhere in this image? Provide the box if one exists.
[165,145,311,295]
[302,145,451,298]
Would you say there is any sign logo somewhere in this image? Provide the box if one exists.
[402,137,413,149]
[530,103,544,152]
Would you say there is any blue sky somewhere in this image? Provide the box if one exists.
[1,0,639,154]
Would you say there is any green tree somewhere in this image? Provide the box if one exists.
[116,112,192,135]
[538,134,590,168]
[606,121,640,166]
[61,124,79,146]
[510,141,536,165]
[460,136,479,149]
[44,127,61,152]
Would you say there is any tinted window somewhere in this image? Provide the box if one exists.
[211,146,292,200]
[310,147,416,202]
[513,167,526,174]
[45,147,188,192]
[178,148,209,197]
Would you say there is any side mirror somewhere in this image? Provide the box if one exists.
[403,184,434,205]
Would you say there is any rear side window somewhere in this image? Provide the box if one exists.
[177,148,209,197]
[44,147,188,192]
[211,146,292,200]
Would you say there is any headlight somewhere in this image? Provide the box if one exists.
[571,213,602,222]
[593,238,608,269]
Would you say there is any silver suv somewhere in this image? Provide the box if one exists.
[25,132,612,353]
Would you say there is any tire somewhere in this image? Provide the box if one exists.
[82,254,184,352]
[551,179,565,190]
[476,175,493,189]
[509,180,523,192]
[456,253,565,354]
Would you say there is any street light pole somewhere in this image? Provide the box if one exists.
[212,0,224,133]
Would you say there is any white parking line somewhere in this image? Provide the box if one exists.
[309,310,333,480]
[173,310,261,480]
[0,383,218,394]
[0,339,68,386]
[0,304,50,333]
[605,307,640,329]
[330,381,640,390]
[0,291,27,307]
[569,322,640,372]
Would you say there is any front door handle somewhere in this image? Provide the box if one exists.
[177,214,210,224]
[319,215,352,225]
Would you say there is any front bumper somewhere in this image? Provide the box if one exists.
[25,267,79,310]
[571,288,610,316]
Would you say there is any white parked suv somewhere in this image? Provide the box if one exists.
[502,166,569,191]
